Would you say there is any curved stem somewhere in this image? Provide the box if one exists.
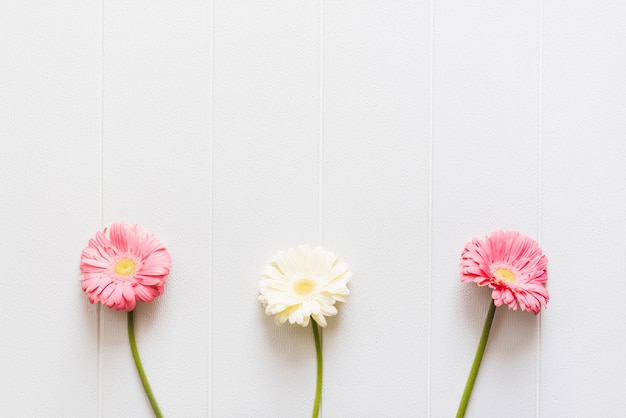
[456,300,497,418]
[128,310,163,418]
[311,320,323,418]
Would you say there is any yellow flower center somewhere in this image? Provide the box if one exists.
[494,268,516,284]
[294,278,316,296]
[114,258,136,276]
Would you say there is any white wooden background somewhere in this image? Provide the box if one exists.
[1,1,625,417]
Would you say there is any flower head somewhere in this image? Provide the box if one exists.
[461,230,548,314]
[259,245,351,327]
[80,222,172,311]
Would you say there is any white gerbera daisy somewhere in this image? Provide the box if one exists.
[259,245,351,327]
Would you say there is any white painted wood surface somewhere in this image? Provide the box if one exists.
[1,1,625,417]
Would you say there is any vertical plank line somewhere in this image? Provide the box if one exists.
[318,0,325,249]
[208,0,215,414]
[318,1,325,416]
[98,0,105,416]
[536,0,544,416]
[426,0,435,415]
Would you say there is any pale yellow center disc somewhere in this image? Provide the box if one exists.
[114,258,136,276]
[494,268,515,283]
[294,279,316,296]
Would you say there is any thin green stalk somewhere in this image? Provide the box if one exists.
[311,320,323,418]
[128,310,163,418]
[456,300,497,418]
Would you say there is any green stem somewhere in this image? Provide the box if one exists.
[311,320,323,418]
[456,300,497,418]
[128,310,163,418]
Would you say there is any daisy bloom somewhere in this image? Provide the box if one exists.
[80,222,172,311]
[259,245,351,327]
[461,230,549,314]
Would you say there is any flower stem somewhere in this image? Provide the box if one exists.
[456,300,497,418]
[127,310,163,418]
[311,320,323,418]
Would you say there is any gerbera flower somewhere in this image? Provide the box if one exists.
[457,230,550,417]
[259,245,351,418]
[259,245,351,327]
[80,222,172,311]
[460,230,549,314]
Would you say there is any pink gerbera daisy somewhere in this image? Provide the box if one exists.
[461,230,549,314]
[80,222,172,311]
